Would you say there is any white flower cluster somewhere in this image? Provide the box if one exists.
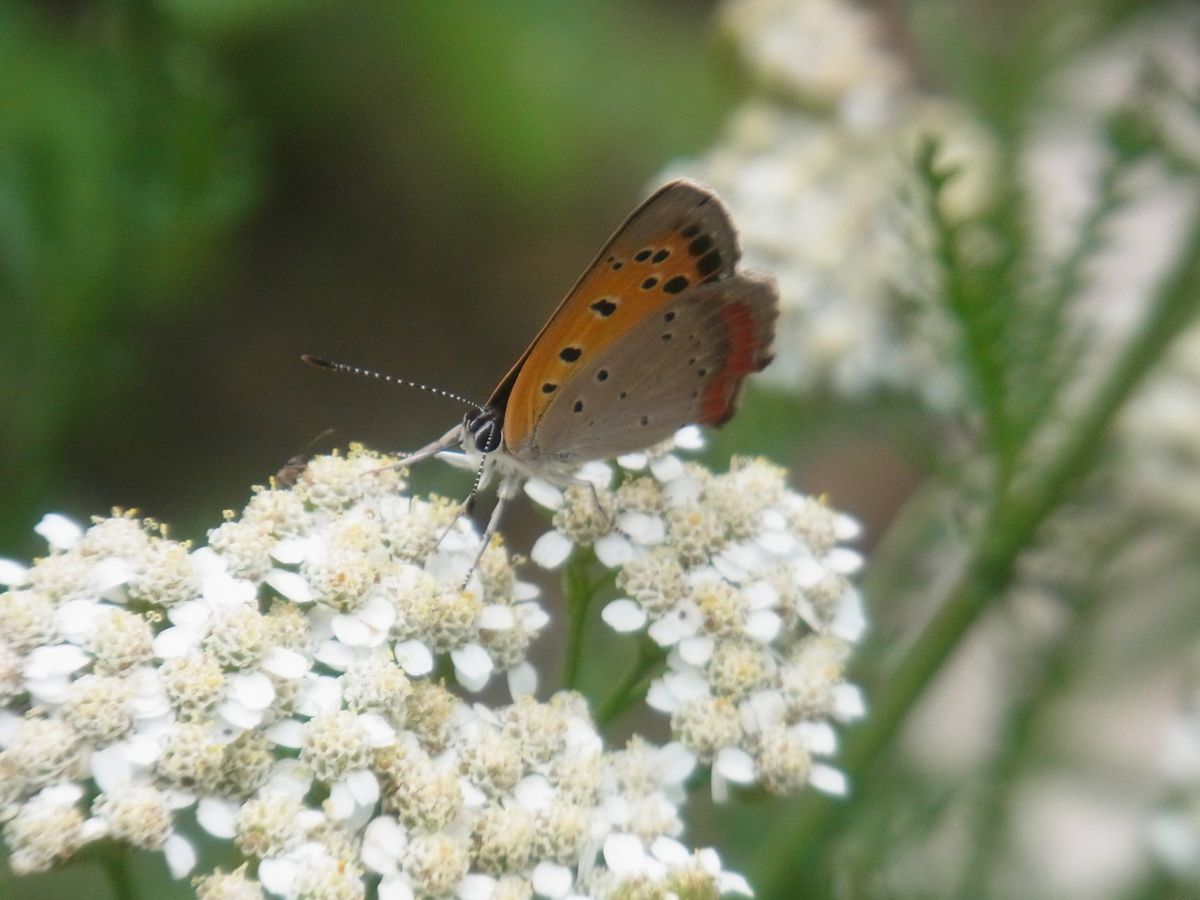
[527,429,866,799]
[659,0,997,407]
[0,447,753,897]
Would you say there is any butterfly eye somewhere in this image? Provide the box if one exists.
[465,408,503,454]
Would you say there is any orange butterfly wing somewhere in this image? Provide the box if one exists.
[493,180,742,456]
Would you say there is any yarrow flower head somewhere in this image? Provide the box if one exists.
[0,445,755,897]
[528,429,867,799]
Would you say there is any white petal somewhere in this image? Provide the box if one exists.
[673,425,704,450]
[90,745,133,793]
[833,683,867,720]
[649,454,684,483]
[328,781,356,820]
[831,588,867,642]
[507,661,538,698]
[394,640,434,676]
[833,513,861,540]
[229,671,275,710]
[513,580,540,602]
[601,600,647,633]
[603,832,646,876]
[744,690,787,732]
[264,569,313,603]
[743,580,779,610]
[54,599,105,644]
[531,861,573,899]
[662,668,709,704]
[24,643,90,679]
[578,460,613,488]
[616,451,648,471]
[331,614,372,647]
[745,609,782,642]
[152,626,198,659]
[645,680,678,713]
[196,797,239,839]
[265,718,305,748]
[261,647,311,680]
[36,514,83,551]
[719,871,755,896]
[297,674,342,716]
[457,874,497,900]
[715,747,757,785]
[164,833,197,879]
[663,476,702,507]
[359,595,397,631]
[513,774,553,811]
[357,713,397,747]
[757,530,796,555]
[809,763,848,796]
[452,644,494,692]
[650,835,689,866]
[258,856,297,894]
[217,699,264,731]
[270,540,307,565]
[826,547,863,574]
[0,559,29,586]
[517,604,550,631]
[657,742,697,783]
[618,511,665,545]
[478,604,515,630]
[530,531,573,569]
[524,478,564,511]
[594,533,635,567]
[796,721,837,755]
[678,635,714,667]
[347,768,381,805]
[314,638,356,672]
[362,815,406,876]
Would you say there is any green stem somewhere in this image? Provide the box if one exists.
[562,549,596,690]
[755,208,1200,894]
[102,845,136,899]
[596,639,667,726]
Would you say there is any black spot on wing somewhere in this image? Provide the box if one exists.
[663,276,689,294]
[697,249,723,277]
[542,383,557,394]
[559,347,582,363]
[591,298,617,317]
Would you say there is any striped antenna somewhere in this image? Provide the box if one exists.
[302,355,480,409]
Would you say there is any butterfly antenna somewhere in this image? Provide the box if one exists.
[302,355,480,409]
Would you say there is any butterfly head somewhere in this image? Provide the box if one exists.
[464,406,503,455]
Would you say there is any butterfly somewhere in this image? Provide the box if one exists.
[306,179,779,563]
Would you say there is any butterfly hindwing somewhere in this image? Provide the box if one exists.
[516,273,778,465]
[496,180,742,452]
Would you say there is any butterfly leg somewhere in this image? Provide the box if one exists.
[459,472,521,589]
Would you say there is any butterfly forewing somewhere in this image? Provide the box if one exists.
[520,274,779,465]
[496,180,742,451]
